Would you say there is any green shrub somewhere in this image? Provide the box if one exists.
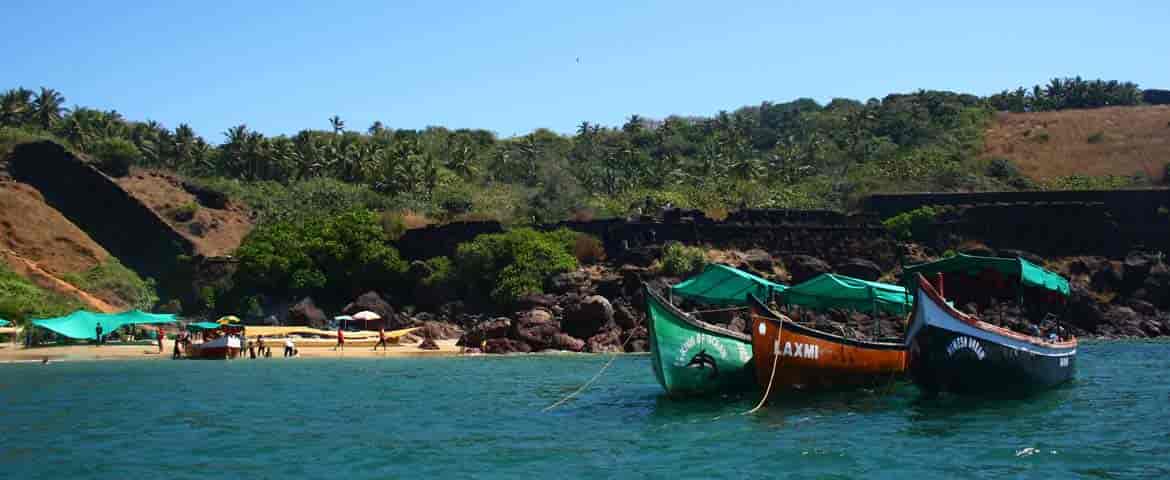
[453,228,579,305]
[0,264,83,325]
[90,137,140,177]
[882,205,945,241]
[986,158,1020,179]
[660,242,706,276]
[235,209,407,303]
[61,259,158,311]
[1086,131,1106,144]
[420,256,454,290]
[171,202,199,222]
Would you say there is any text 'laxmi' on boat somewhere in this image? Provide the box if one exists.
[749,273,911,396]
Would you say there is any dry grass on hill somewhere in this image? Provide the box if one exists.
[982,105,1170,182]
[117,169,254,257]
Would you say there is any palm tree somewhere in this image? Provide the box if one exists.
[329,115,345,134]
[32,87,65,130]
[0,88,34,127]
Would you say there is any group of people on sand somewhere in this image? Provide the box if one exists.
[330,325,393,351]
[245,335,299,358]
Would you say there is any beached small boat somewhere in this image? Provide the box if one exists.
[182,322,244,360]
[187,334,243,359]
[748,295,907,392]
[903,255,1077,394]
[645,286,755,396]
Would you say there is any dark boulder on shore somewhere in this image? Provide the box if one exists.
[622,326,649,353]
[343,292,396,326]
[551,333,585,352]
[515,293,558,311]
[287,297,327,329]
[562,295,615,339]
[835,258,883,282]
[613,301,642,330]
[743,249,775,273]
[587,328,624,353]
[418,337,440,350]
[484,338,532,354]
[786,254,831,284]
[510,308,561,350]
[457,317,511,347]
[417,320,463,340]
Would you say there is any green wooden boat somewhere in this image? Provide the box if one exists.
[645,285,755,396]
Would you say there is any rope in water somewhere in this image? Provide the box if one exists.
[745,319,783,414]
[542,334,634,412]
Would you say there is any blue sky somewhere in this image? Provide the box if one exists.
[2,1,1167,140]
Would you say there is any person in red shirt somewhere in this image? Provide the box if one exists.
[333,326,345,351]
[373,326,388,351]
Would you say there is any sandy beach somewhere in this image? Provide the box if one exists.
[0,339,462,362]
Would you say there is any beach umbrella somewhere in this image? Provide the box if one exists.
[333,315,353,321]
[352,311,381,321]
[217,315,241,325]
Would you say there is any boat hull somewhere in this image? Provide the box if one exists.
[749,311,907,392]
[186,336,243,360]
[646,287,754,396]
[906,276,1077,394]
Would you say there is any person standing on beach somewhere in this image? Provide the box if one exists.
[284,338,296,357]
[333,326,345,351]
[157,328,165,353]
[373,326,388,351]
[95,322,103,346]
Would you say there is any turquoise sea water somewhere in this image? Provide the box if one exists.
[1,342,1169,479]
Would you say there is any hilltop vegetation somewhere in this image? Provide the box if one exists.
[3,77,1164,228]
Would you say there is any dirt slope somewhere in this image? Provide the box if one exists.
[0,181,110,274]
[983,105,1170,182]
[0,181,124,310]
[116,170,253,257]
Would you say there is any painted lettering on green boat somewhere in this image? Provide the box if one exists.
[674,334,729,367]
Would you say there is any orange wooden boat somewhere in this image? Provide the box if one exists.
[748,295,907,393]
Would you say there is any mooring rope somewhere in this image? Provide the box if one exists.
[745,319,783,414]
[542,334,634,412]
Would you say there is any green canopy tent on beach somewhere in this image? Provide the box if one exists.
[670,264,788,306]
[902,253,1070,296]
[0,318,9,327]
[185,321,223,331]
[780,273,911,316]
[31,310,177,340]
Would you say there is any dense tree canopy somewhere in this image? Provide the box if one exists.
[0,77,1156,224]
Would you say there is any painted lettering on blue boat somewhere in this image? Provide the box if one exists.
[946,336,986,360]
[773,340,819,359]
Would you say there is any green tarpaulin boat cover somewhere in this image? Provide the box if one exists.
[781,273,911,315]
[186,322,222,331]
[903,253,1070,296]
[670,264,787,306]
[32,310,177,340]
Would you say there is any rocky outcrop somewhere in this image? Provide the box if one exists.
[562,295,614,339]
[484,338,532,354]
[834,258,882,281]
[786,255,832,284]
[457,318,511,347]
[343,292,397,326]
[287,297,327,329]
[418,337,440,350]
